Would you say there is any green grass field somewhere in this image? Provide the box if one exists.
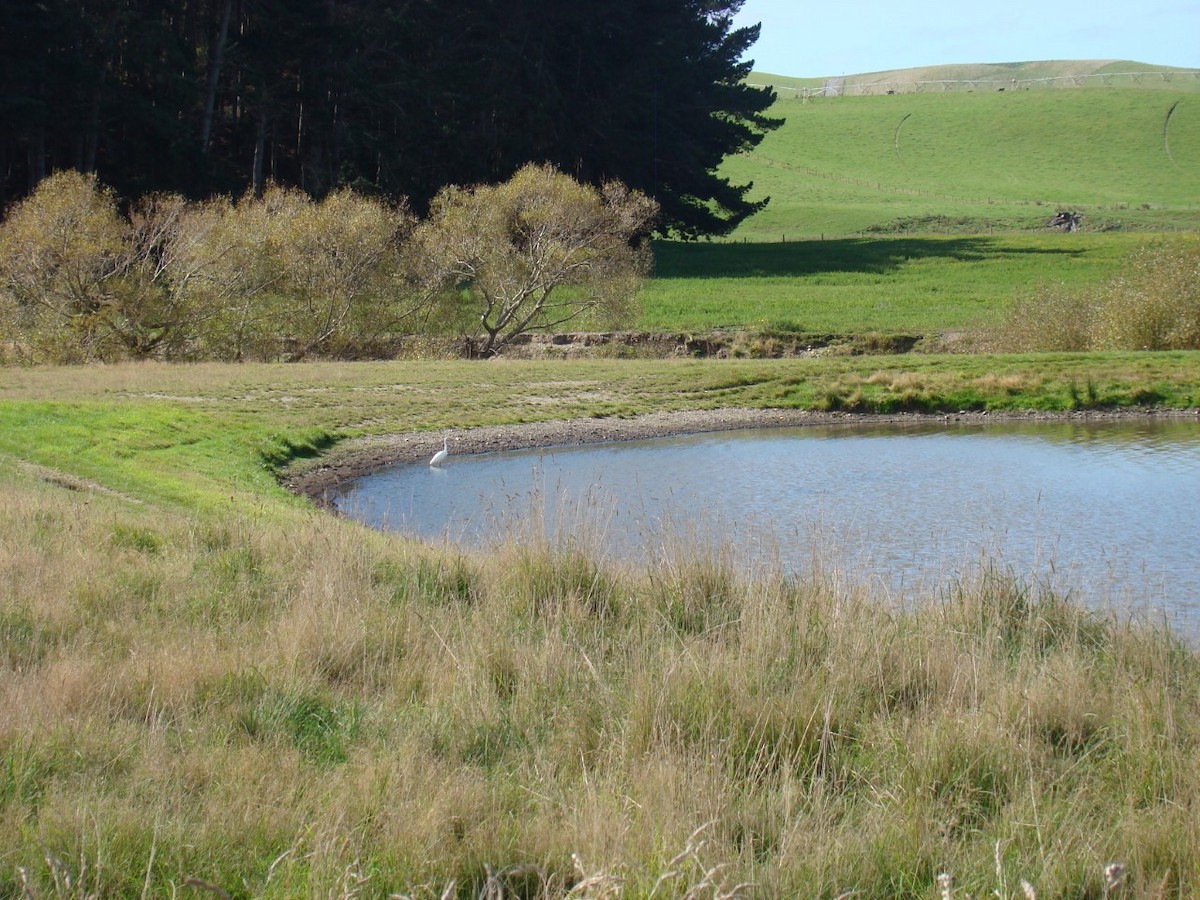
[722,87,1200,239]
[5,71,1198,347]
[748,60,1200,99]
[637,79,1200,336]
[640,232,1139,334]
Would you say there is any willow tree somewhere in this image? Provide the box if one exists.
[170,185,414,361]
[0,170,205,362]
[408,164,658,357]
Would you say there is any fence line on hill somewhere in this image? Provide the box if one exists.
[750,70,1200,99]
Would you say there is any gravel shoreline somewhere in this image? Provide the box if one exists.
[284,406,1198,510]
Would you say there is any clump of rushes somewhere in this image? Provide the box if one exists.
[4,460,1199,898]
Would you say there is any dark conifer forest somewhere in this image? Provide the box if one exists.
[0,0,779,236]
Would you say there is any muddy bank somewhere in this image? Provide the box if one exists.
[492,329,927,359]
[284,406,1199,510]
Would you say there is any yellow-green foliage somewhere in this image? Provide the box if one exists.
[174,185,414,361]
[0,174,214,363]
[997,237,1200,351]
[0,175,424,363]
[1,168,654,364]
[1095,238,1200,350]
[0,171,127,362]
[409,163,658,357]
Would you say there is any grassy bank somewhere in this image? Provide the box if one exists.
[3,357,1200,897]
[2,353,1198,542]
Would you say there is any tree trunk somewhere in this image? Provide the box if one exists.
[82,80,103,173]
[201,0,233,153]
[27,126,46,190]
[253,101,268,197]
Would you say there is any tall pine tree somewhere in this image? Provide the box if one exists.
[1,0,779,237]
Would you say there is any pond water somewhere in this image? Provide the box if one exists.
[333,418,1200,631]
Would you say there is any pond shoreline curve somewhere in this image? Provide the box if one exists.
[285,406,1200,511]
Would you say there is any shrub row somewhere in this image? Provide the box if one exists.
[0,168,655,363]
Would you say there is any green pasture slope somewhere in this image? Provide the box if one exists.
[640,62,1200,335]
[749,60,1200,101]
[728,66,1200,239]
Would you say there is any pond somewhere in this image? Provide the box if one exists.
[333,418,1200,632]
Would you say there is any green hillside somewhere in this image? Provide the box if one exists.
[726,66,1200,239]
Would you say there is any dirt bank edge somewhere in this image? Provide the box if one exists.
[283,406,1199,511]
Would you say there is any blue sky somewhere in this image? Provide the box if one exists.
[731,0,1200,77]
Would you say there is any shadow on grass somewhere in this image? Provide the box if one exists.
[652,237,1088,279]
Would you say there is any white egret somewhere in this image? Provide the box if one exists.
[430,436,450,467]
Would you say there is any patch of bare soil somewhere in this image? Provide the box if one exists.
[18,460,144,504]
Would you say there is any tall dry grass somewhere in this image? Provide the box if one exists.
[3,463,1199,897]
[995,237,1200,353]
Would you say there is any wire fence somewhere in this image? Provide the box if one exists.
[751,70,1200,99]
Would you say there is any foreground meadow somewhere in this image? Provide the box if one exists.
[3,357,1200,898]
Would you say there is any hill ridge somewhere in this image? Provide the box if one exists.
[749,59,1200,97]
